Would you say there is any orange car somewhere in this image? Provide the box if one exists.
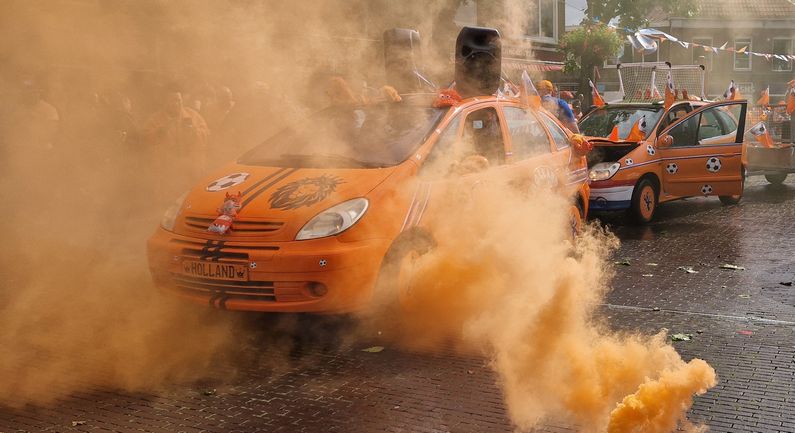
[579,99,748,223]
[146,93,590,313]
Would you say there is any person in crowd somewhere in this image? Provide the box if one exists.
[143,86,209,200]
[536,80,579,133]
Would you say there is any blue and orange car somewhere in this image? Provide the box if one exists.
[580,99,748,223]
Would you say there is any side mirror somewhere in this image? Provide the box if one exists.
[657,134,673,148]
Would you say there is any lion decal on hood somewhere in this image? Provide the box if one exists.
[269,175,344,210]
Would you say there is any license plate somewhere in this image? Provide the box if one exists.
[181,260,248,281]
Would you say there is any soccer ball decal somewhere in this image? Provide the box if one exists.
[666,163,678,174]
[646,144,656,156]
[206,172,250,192]
[624,158,634,166]
[701,184,713,195]
[706,157,721,173]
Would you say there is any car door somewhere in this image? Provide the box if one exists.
[500,105,558,192]
[657,100,747,197]
[417,103,510,227]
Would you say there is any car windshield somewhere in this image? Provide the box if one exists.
[579,107,664,140]
[239,100,446,168]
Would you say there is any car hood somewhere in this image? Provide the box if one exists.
[174,164,397,241]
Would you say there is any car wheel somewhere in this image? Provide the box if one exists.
[629,179,658,224]
[568,201,584,239]
[371,234,435,317]
[765,173,788,185]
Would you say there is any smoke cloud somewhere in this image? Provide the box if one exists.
[1,1,715,432]
[364,185,716,432]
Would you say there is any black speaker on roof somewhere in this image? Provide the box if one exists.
[455,26,501,98]
[383,28,423,93]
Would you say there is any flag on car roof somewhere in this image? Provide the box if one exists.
[664,71,676,110]
[748,121,774,148]
[608,125,619,141]
[723,80,741,100]
[521,70,541,109]
[589,79,605,108]
[626,115,647,142]
[756,86,770,107]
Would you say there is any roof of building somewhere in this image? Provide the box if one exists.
[660,0,795,20]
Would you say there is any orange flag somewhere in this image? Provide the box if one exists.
[589,79,605,107]
[723,80,742,100]
[625,115,647,142]
[749,121,775,148]
[756,86,770,106]
[608,125,619,141]
[664,71,676,109]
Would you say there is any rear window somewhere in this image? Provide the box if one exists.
[579,107,664,140]
[240,100,445,168]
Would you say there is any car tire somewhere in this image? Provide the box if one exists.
[628,178,658,224]
[569,201,584,239]
[765,173,788,185]
[370,234,436,321]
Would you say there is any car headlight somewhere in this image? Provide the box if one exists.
[296,198,369,241]
[160,192,188,232]
[589,162,621,181]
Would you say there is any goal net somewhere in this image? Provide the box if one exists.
[616,62,706,102]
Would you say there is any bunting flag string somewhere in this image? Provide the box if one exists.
[591,18,795,63]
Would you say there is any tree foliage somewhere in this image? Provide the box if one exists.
[586,0,698,30]
[560,23,622,75]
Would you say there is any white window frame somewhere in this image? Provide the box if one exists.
[692,37,713,72]
[772,38,793,72]
[733,37,752,72]
[525,0,558,44]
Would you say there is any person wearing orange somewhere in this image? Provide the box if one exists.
[788,79,795,143]
[537,80,579,133]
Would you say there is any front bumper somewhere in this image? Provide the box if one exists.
[147,228,391,313]
[588,184,634,211]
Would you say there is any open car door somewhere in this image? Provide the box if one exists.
[656,100,747,198]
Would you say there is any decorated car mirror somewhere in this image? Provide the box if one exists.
[657,134,673,148]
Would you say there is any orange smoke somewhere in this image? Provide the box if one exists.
[608,359,716,433]
[368,185,716,432]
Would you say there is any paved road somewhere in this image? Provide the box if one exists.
[2,176,794,433]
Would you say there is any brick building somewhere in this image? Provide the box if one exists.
[610,0,795,102]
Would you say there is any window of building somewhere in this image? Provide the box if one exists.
[773,38,793,72]
[526,0,557,42]
[692,37,713,71]
[734,37,752,71]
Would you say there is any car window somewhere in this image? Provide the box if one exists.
[668,114,700,147]
[658,105,690,133]
[502,107,551,160]
[579,106,663,140]
[461,107,507,165]
[538,113,570,150]
[239,98,445,168]
[698,109,724,141]
[699,106,739,145]
[421,115,461,177]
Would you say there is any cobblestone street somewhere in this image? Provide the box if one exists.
[2,177,794,433]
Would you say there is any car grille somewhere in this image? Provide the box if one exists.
[184,216,284,235]
[170,239,279,262]
[168,274,314,304]
[170,274,277,301]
